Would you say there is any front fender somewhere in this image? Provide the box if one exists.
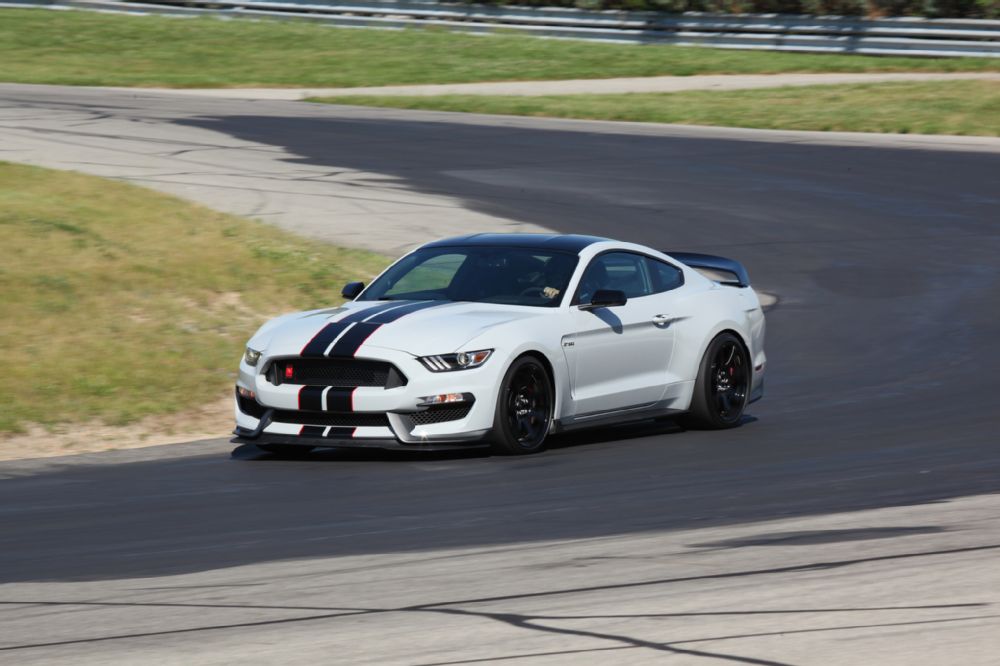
[462,323,572,422]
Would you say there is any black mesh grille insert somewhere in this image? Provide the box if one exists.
[406,404,473,427]
[269,358,405,388]
[270,410,390,428]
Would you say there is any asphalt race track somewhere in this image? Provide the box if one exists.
[1,84,999,665]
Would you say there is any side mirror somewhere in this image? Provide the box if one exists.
[341,281,365,299]
[580,289,627,311]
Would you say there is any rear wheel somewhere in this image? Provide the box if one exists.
[681,332,750,430]
[491,355,553,455]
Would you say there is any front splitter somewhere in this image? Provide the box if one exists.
[232,432,490,452]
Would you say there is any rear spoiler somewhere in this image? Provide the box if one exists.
[665,252,750,288]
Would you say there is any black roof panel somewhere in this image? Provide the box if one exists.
[422,233,609,254]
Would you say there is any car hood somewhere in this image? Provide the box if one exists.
[249,300,549,358]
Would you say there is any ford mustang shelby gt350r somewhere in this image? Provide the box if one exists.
[233,234,765,455]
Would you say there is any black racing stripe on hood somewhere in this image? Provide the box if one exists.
[348,300,416,320]
[365,300,448,324]
[300,301,412,357]
[327,322,381,358]
[327,301,451,357]
[301,322,351,357]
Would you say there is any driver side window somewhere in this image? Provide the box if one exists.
[573,252,653,304]
[383,253,465,299]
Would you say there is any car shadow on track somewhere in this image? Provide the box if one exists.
[231,416,757,462]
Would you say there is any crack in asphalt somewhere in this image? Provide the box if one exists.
[409,543,1000,609]
[415,645,635,665]
[413,612,1000,666]
[1,112,470,211]
[2,545,996,665]
[0,609,379,652]
[115,175,456,208]
[431,607,797,666]
[655,613,1000,647]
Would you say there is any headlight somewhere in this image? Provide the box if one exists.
[244,347,262,366]
[418,349,492,372]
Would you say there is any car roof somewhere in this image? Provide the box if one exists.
[421,233,610,254]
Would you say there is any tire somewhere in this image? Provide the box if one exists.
[680,332,751,430]
[490,355,554,455]
[258,444,315,457]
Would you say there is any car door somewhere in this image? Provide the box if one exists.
[561,251,683,417]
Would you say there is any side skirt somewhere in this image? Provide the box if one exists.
[552,399,682,433]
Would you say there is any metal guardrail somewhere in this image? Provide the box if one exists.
[9,0,1000,57]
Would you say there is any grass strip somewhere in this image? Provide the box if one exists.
[0,162,387,433]
[1,10,999,88]
[311,80,1000,136]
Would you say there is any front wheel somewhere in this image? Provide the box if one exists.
[681,332,750,430]
[491,355,553,455]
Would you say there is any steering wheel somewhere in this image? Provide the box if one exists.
[519,286,546,298]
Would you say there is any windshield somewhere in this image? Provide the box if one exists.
[360,246,579,308]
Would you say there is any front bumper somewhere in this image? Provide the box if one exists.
[235,345,500,449]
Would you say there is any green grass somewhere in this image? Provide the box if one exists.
[1,10,999,88]
[0,162,387,433]
[312,80,1000,136]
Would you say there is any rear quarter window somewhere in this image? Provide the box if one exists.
[646,257,684,293]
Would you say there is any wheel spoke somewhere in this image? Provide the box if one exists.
[705,339,750,423]
[503,363,551,448]
[721,344,736,366]
[719,391,732,416]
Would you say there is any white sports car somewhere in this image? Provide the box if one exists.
[233,234,766,455]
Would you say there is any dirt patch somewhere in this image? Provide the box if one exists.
[0,396,233,462]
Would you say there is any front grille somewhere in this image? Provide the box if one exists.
[267,358,405,388]
[406,404,473,427]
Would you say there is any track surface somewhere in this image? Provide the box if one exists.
[1,85,999,664]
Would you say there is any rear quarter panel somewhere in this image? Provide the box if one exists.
[670,281,765,398]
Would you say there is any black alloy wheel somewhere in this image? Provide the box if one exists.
[492,356,553,455]
[682,332,751,430]
[710,338,749,422]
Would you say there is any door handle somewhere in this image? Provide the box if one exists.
[652,314,671,326]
